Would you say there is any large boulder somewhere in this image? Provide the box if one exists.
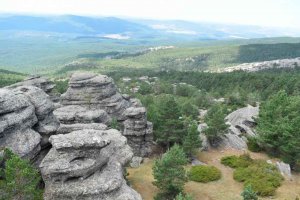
[0,86,59,160]
[40,129,142,200]
[56,72,153,157]
[222,105,259,150]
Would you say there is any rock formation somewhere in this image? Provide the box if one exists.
[0,86,59,160]
[220,57,300,72]
[40,129,142,200]
[6,75,55,93]
[223,104,259,150]
[198,105,259,150]
[56,72,153,157]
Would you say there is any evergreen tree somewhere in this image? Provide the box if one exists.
[0,148,43,200]
[156,95,185,148]
[257,90,300,168]
[183,120,202,157]
[241,185,258,200]
[152,144,188,199]
[204,104,229,146]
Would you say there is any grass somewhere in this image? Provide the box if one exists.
[127,149,300,200]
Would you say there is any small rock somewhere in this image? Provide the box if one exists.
[130,156,143,168]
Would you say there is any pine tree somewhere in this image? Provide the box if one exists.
[183,120,202,157]
[204,104,229,146]
[0,148,43,200]
[257,90,300,167]
[152,144,188,199]
[156,95,185,148]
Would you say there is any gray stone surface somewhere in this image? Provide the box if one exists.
[54,105,110,124]
[191,158,207,166]
[130,156,143,168]
[223,105,259,150]
[40,129,142,200]
[0,86,59,159]
[197,123,210,151]
[56,72,153,157]
[276,161,292,179]
[6,75,55,93]
[57,123,107,134]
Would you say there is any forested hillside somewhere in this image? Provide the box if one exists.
[0,69,26,87]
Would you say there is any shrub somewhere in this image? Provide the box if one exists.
[175,193,194,200]
[188,165,221,183]
[241,185,258,200]
[221,154,253,168]
[0,148,43,200]
[222,154,283,196]
[247,137,263,152]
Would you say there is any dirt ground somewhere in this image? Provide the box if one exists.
[127,149,300,200]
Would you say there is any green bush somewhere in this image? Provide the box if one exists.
[233,160,283,196]
[221,153,284,197]
[241,185,258,200]
[247,137,263,152]
[221,154,253,168]
[188,165,221,183]
[0,148,43,200]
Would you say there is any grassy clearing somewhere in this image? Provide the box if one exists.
[127,149,300,200]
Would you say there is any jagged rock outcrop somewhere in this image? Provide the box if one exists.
[221,105,259,150]
[0,86,59,160]
[198,105,259,150]
[56,72,153,157]
[220,57,300,72]
[6,75,55,94]
[40,129,142,200]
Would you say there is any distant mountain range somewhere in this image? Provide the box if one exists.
[0,14,299,41]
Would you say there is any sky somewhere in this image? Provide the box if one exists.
[0,0,300,29]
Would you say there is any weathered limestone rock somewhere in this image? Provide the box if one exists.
[57,123,107,134]
[197,123,210,151]
[276,161,292,179]
[130,156,143,168]
[0,86,59,160]
[54,105,110,124]
[6,75,55,94]
[223,105,259,150]
[40,129,142,200]
[56,72,153,157]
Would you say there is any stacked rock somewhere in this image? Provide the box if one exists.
[57,72,153,157]
[40,129,142,200]
[0,86,59,160]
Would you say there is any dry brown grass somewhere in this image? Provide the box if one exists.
[127,149,300,200]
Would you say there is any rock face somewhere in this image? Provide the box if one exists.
[276,161,292,179]
[198,105,259,151]
[6,75,55,94]
[56,72,153,157]
[221,57,300,72]
[223,105,259,150]
[0,86,59,160]
[40,129,142,200]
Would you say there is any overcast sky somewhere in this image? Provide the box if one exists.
[1,0,299,29]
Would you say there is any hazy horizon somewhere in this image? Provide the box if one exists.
[1,0,300,30]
